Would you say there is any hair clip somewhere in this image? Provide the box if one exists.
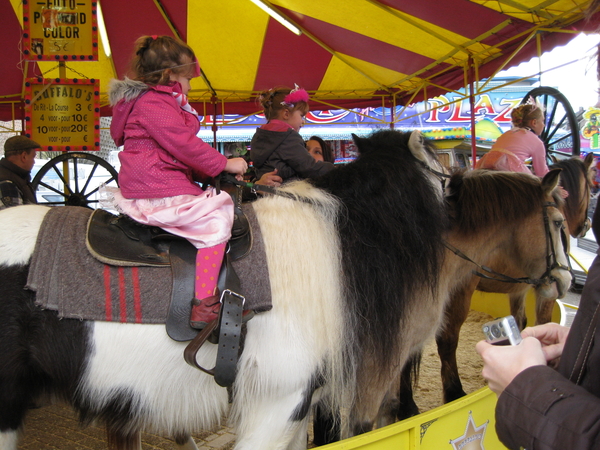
[192,56,201,78]
[281,84,309,107]
[524,95,542,112]
[151,35,158,40]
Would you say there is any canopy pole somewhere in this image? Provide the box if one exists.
[211,96,218,149]
[468,56,477,167]
[59,62,71,190]
[596,42,600,107]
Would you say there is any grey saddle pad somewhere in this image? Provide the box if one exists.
[26,205,272,323]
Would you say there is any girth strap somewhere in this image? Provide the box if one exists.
[214,288,245,387]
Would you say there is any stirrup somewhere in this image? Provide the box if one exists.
[183,289,253,387]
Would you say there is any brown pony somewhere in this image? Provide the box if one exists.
[366,168,572,430]
[436,154,593,403]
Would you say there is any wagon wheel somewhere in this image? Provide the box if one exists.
[32,152,118,208]
[521,86,580,161]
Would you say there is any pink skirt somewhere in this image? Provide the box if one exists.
[476,149,531,174]
[100,186,234,249]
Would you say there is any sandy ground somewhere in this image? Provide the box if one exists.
[413,310,490,412]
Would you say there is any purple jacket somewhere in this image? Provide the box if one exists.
[109,78,226,199]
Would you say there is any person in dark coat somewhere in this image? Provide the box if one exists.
[476,203,600,449]
[250,85,334,182]
[0,135,39,209]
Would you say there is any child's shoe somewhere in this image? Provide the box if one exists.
[190,295,221,329]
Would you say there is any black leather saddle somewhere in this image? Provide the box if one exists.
[87,207,251,267]
[86,207,252,343]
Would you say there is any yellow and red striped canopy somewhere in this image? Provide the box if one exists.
[2,0,599,120]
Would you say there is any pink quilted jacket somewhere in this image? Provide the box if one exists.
[110,79,226,199]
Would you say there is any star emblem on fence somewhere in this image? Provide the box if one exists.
[449,411,488,450]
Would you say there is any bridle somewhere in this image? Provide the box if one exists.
[575,212,592,239]
[403,160,572,287]
[417,159,452,190]
[444,201,572,288]
[573,176,592,238]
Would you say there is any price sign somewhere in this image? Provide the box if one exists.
[22,0,98,61]
[24,78,100,151]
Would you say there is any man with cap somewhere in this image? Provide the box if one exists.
[0,135,40,209]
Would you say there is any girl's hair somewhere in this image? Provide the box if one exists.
[257,86,310,121]
[131,35,197,86]
[511,101,544,129]
[308,135,335,163]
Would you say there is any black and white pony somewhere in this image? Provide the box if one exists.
[0,130,448,450]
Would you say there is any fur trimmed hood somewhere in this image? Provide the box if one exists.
[108,80,186,148]
[108,78,148,106]
[109,78,149,147]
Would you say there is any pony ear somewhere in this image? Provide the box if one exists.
[584,152,595,171]
[542,168,562,196]
[408,130,428,164]
[584,152,596,185]
[352,133,367,154]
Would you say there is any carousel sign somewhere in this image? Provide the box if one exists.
[24,77,100,151]
[22,0,98,61]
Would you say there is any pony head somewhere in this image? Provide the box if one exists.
[549,154,594,238]
[351,129,447,197]
[445,168,570,300]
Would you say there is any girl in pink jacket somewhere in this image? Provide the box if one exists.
[106,35,247,329]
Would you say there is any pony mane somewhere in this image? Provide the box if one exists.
[550,157,589,227]
[313,129,449,367]
[446,169,562,234]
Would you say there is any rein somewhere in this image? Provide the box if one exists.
[216,173,314,203]
[444,201,572,287]
[220,158,452,202]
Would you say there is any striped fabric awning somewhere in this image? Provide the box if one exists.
[2,0,599,121]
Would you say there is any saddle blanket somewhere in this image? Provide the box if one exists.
[26,205,272,324]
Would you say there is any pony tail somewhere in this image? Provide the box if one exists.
[510,105,526,128]
[257,85,310,120]
[257,89,276,120]
[130,35,197,86]
[131,35,163,85]
[135,36,155,57]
